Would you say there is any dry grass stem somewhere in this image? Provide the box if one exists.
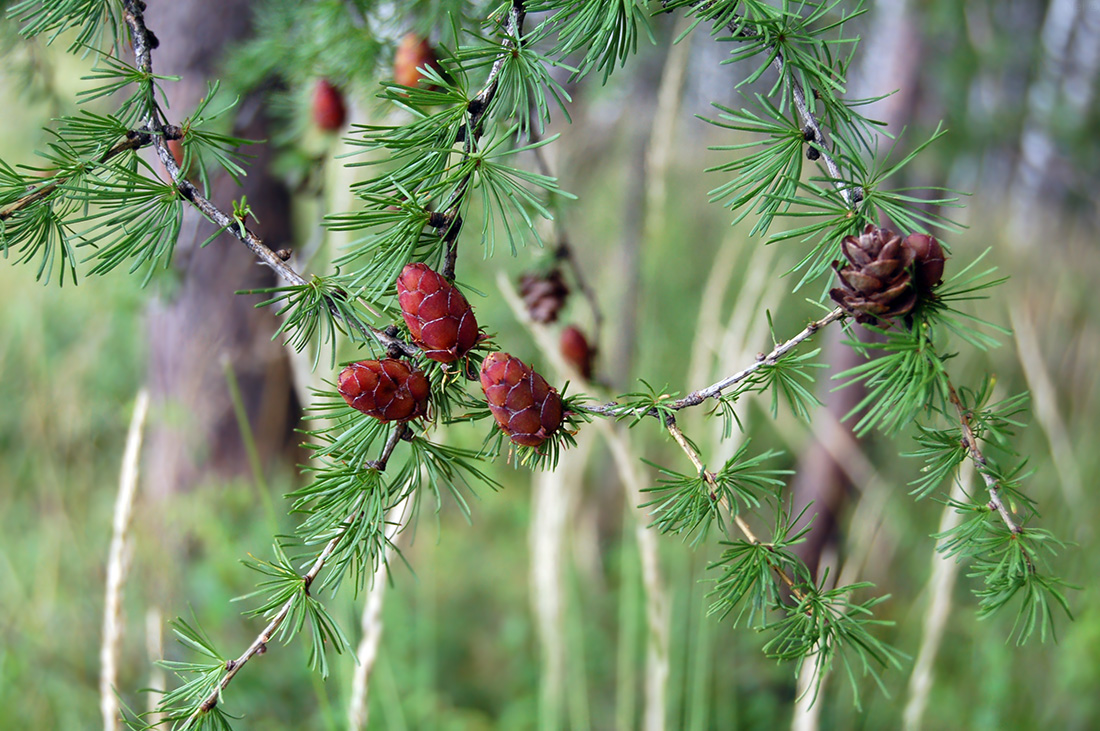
[903,460,975,731]
[100,389,150,731]
[347,494,414,730]
[1010,305,1083,506]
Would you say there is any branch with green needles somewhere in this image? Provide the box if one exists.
[120,0,415,358]
[665,0,861,207]
[184,423,408,724]
[438,0,527,280]
[946,380,1026,539]
[579,307,845,419]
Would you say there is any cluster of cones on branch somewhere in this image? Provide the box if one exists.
[829,224,946,325]
[338,261,592,449]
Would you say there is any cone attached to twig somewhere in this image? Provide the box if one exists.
[519,268,569,324]
[829,224,945,325]
[397,262,481,362]
[480,352,563,447]
[338,359,430,422]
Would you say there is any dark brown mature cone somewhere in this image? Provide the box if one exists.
[519,268,569,324]
[904,232,946,292]
[560,325,594,380]
[829,224,918,324]
[338,359,430,422]
[397,263,480,363]
[480,352,564,448]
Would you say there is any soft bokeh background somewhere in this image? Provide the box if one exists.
[2,1,1099,729]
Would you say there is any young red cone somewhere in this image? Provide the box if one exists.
[338,359,430,423]
[397,263,480,363]
[312,79,347,131]
[480,352,563,448]
[560,325,594,380]
[394,34,441,89]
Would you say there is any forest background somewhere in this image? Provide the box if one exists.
[1,0,1099,729]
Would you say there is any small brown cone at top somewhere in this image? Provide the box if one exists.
[397,263,481,363]
[394,34,441,89]
[830,224,918,325]
[338,359,430,423]
[519,268,569,324]
[560,325,594,380]
[480,352,564,448]
[903,232,946,293]
[312,79,347,131]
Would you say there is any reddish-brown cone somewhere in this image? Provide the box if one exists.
[560,325,594,380]
[312,79,347,131]
[167,138,185,169]
[519,269,569,324]
[480,352,564,447]
[829,224,918,325]
[394,34,441,89]
[338,359,430,422]
[903,232,946,293]
[397,263,480,363]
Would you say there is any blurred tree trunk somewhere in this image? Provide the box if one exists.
[141,0,299,499]
[1008,0,1082,240]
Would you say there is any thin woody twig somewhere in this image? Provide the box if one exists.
[945,379,1026,539]
[0,129,164,221]
[185,422,408,724]
[439,0,526,280]
[665,1,860,208]
[662,413,801,595]
[527,138,605,352]
[582,307,845,419]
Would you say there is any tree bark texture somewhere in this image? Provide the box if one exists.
[142,0,299,498]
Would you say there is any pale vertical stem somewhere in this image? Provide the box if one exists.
[1010,305,1084,507]
[347,494,415,730]
[535,427,595,729]
[144,607,166,725]
[643,15,693,243]
[100,389,150,731]
[530,456,571,728]
[497,271,670,729]
[791,653,825,731]
[788,413,891,731]
[1061,0,1100,116]
[602,425,669,731]
[684,232,741,397]
[903,461,975,731]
